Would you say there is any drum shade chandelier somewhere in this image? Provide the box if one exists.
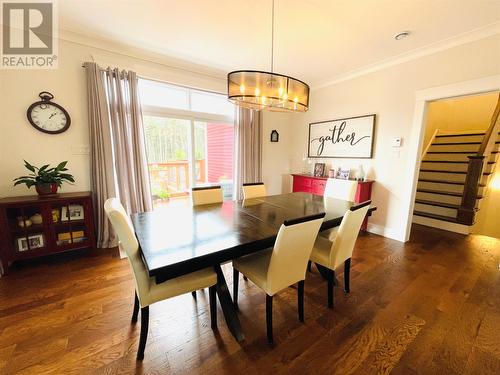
[227,0,309,112]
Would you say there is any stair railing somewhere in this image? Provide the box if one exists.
[457,93,500,225]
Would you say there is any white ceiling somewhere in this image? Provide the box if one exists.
[59,0,500,86]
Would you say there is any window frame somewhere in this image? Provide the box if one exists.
[139,78,235,198]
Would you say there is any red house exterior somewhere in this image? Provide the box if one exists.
[206,123,234,183]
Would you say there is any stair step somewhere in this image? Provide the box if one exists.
[418,178,464,185]
[435,133,485,138]
[427,151,476,154]
[416,188,483,199]
[421,160,468,164]
[415,199,459,209]
[420,169,467,174]
[413,210,458,223]
[418,179,486,187]
[419,169,492,176]
[432,142,481,146]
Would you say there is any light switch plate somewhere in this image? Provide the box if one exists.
[392,137,402,147]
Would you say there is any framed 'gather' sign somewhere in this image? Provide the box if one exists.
[308,114,375,158]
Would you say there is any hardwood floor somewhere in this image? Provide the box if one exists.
[1,224,499,374]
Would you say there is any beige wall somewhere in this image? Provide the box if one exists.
[285,34,500,241]
[422,92,499,148]
[261,111,295,195]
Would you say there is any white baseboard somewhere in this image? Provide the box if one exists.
[412,215,470,235]
[367,223,406,242]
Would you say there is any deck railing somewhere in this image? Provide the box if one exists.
[148,160,206,197]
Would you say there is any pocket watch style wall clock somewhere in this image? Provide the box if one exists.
[27,91,71,134]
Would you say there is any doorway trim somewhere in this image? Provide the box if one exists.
[402,74,500,242]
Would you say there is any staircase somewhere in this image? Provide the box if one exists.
[413,98,500,234]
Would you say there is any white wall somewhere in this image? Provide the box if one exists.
[261,111,296,195]
[286,34,500,241]
[0,34,227,198]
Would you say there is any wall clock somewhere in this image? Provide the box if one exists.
[27,91,71,134]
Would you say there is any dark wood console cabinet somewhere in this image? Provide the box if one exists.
[0,192,96,275]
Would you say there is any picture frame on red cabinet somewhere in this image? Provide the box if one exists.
[313,163,325,177]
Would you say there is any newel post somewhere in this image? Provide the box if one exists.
[457,156,484,225]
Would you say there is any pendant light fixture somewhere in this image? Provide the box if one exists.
[227,0,309,112]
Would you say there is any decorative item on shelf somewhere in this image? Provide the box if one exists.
[308,114,375,158]
[354,165,366,181]
[30,213,43,225]
[313,163,325,177]
[17,234,44,252]
[227,0,309,113]
[57,231,86,245]
[17,217,32,228]
[52,208,60,223]
[338,168,351,180]
[328,169,336,178]
[13,160,75,197]
[61,204,84,221]
[270,130,279,142]
[26,92,71,134]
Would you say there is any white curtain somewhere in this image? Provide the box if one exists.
[234,107,263,200]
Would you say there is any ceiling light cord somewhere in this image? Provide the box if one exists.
[271,0,275,73]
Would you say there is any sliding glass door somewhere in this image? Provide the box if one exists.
[139,79,235,209]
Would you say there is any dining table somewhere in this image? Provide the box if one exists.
[131,192,376,342]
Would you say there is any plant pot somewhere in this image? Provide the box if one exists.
[36,183,58,196]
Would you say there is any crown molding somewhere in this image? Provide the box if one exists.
[313,21,500,90]
[58,29,227,82]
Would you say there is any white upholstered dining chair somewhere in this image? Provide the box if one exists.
[242,182,267,199]
[192,186,223,206]
[324,178,357,201]
[232,212,325,343]
[310,200,371,308]
[321,178,358,241]
[104,198,218,360]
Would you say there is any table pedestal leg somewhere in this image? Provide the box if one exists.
[214,265,245,342]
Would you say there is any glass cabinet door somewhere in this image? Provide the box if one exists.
[50,201,88,247]
[6,205,46,253]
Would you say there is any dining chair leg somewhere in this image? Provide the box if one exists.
[137,306,149,360]
[233,268,239,309]
[307,260,312,273]
[344,258,351,293]
[327,269,335,309]
[298,280,304,322]
[266,294,273,343]
[131,291,140,323]
[209,285,217,328]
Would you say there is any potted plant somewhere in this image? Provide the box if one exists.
[13,160,75,196]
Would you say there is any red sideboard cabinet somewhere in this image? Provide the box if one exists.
[291,174,374,230]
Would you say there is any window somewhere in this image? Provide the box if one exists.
[139,79,235,209]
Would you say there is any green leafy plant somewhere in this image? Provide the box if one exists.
[13,160,75,189]
[151,186,170,200]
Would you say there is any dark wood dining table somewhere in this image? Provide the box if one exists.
[131,192,376,342]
